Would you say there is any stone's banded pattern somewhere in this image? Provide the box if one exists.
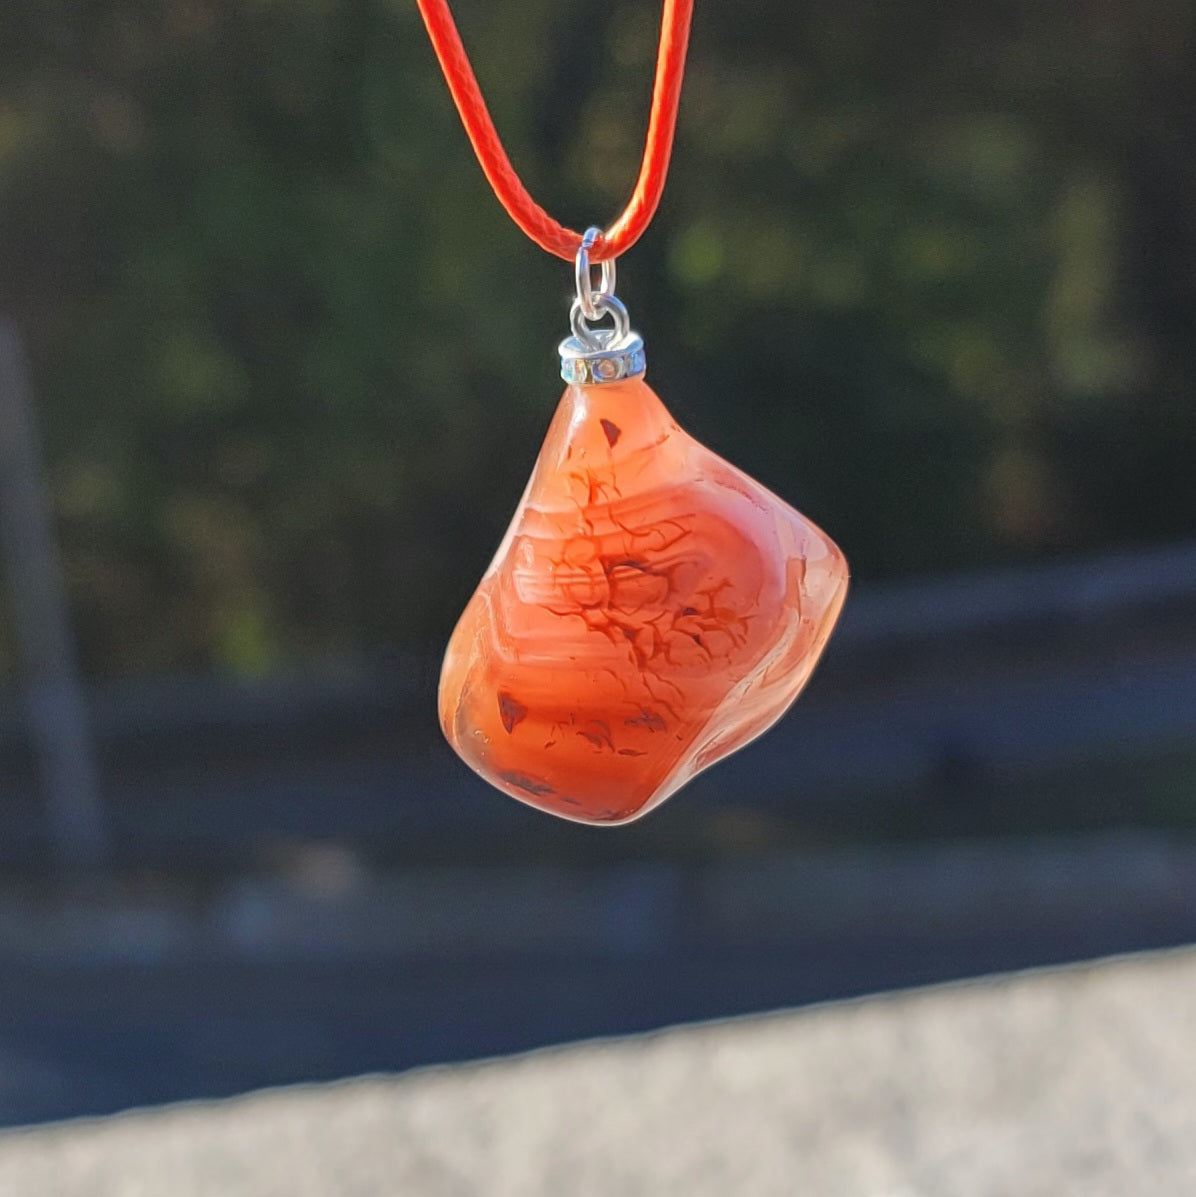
[439,376,849,824]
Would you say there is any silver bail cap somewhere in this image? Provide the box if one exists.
[559,228,646,385]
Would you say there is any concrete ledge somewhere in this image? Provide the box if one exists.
[0,946,1193,1196]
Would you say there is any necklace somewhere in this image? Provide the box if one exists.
[418,0,849,825]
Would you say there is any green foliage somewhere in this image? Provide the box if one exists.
[0,0,1192,677]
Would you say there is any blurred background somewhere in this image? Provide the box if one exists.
[0,0,1194,1127]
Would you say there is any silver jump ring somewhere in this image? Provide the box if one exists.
[574,227,617,322]
[570,292,630,351]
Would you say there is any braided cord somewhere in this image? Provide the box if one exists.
[414,0,694,261]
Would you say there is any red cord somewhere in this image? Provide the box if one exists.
[414,0,694,262]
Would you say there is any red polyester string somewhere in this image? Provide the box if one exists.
[413,0,694,262]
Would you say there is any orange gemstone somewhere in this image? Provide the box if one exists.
[439,376,848,824]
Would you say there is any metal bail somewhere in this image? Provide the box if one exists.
[559,228,646,385]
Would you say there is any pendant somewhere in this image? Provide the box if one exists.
[440,235,848,824]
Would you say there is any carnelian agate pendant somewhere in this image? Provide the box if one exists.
[439,241,848,824]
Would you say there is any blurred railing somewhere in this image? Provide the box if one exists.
[1,537,1194,873]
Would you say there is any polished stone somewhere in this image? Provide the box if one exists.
[439,377,848,823]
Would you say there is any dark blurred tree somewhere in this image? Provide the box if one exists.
[0,0,1191,678]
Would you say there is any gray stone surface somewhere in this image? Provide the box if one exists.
[0,947,1193,1196]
